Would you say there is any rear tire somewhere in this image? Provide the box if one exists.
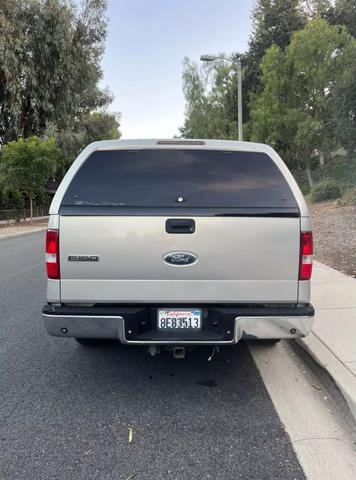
[75,338,109,346]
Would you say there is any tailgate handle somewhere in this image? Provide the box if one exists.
[166,219,195,234]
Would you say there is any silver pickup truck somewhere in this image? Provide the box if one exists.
[43,139,314,357]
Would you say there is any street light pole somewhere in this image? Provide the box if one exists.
[237,59,243,141]
[200,54,243,141]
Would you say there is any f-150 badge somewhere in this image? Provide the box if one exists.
[68,255,99,262]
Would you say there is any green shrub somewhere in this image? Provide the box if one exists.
[310,181,341,202]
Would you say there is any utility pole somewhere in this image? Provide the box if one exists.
[237,59,243,141]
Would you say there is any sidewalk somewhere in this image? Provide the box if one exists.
[0,218,48,240]
[298,261,356,420]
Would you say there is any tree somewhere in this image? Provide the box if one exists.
[81,111,121,145]
[0,0,111,144]
[327,0,356,38]
[239,0,306,125]
[334,57,356,153]
[1,137,60,220]
[300,0,332,18]
[288,18,354,162]
[47,110,121,174]
[250,19,356,185]
[180,58,237,139]
[181,0,306,134]
[249,45,297,159]
[248,0,306,58]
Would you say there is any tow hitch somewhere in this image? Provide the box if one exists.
[173,346,186,359]
[147,345,220,360]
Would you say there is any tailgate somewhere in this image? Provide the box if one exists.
[59,215,300,303]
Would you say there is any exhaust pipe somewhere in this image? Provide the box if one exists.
[173,346,186,359]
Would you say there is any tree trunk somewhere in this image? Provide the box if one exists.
[323,150,332,164]
[305,156,314,188]
[321,141,332,165]
[29,193,33,224]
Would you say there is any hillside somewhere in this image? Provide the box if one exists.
[292,155,356,277]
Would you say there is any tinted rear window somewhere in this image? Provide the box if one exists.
[61,149,297,208]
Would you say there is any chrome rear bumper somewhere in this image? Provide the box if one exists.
[43,304,314,344]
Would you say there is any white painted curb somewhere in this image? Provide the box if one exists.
[297,333,356,421]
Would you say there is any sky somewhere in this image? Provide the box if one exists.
[101,0,254,139]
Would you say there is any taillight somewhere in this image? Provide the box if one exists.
[299,231,313,280]
[46,229,60,279]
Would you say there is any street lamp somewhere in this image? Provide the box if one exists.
[200,54,243,141]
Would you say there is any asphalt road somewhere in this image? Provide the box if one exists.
[0,232,305,480]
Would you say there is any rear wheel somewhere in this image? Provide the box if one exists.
[75,338,109,346]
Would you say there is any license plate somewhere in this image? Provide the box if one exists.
[157,309,202,330]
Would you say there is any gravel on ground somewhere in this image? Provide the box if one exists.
[309,201,356,277]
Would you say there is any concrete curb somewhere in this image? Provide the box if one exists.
[0,226,47,241]
[297,333,356,422]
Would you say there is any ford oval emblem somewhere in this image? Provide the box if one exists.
[163,251,198,266]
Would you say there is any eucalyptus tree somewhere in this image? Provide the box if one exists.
[180,57,237,139]
[0,0,111,144]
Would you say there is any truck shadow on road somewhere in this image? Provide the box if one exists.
[66,342,249,393]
